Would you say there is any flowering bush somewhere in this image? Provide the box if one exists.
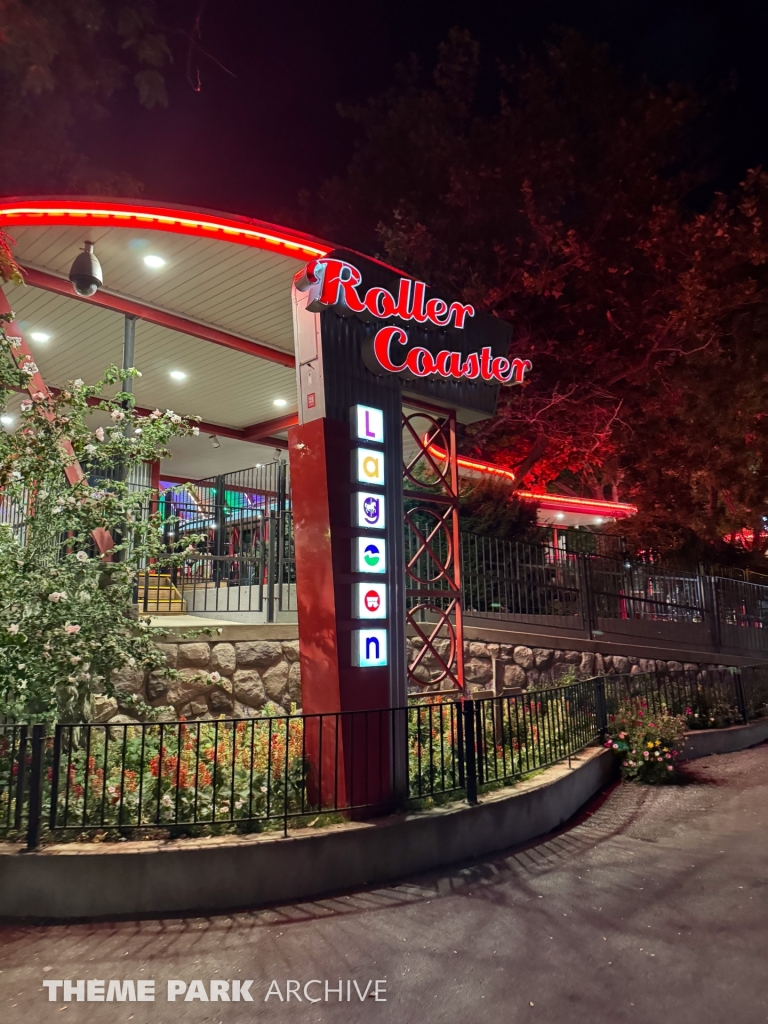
[604,699,687,783]
[0,313,202,722]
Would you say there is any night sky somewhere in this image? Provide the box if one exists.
[82,0,768,229]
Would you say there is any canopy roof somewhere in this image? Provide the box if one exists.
[0,198,333,478]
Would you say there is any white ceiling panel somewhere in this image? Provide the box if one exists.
[4,282,297,429]
[8,224,307,352]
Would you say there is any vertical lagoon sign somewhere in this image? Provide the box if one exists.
[350,404,389,668]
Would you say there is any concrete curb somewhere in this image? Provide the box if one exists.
[0,748,615,920]
[682,717,768,759]
[2,718,765,921]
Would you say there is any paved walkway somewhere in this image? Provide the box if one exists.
[1,745,767,1024]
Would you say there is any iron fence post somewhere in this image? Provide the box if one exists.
[594,677,608,741]
[705,576,722,653]
[463,700,478,805]
[25,724,45,851]
[266,511,277,623]
[734,670,749,723]
[579,552,597,639]
[13,724,28,833]
[48,725,62,831]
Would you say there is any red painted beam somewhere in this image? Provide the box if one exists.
[19,266,296,369]
[242,412,299,440]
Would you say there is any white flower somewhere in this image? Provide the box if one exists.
[19,400,31,412]
[110,409,125,422]
[209,671,221,683]
[170,414,181,424]
[162,794,172,807]
[73,379,84,388]
[70,656,81,665]
[134,427,142,435]
[75,551,88,563]
[84,444,97,454]
[8,623,19,634]
[94,427,105,442]
[21,361,38,375]
[192,426,200,435]
[47,591,67,602]
[11,470,21,480]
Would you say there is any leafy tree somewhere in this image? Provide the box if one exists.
[459,477,538,541]
[0,1,171,194]
[314,30,768,560]
[0,314,200,721]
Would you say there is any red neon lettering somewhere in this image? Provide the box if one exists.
[508,358,532,383]
[370,328,532,384]
[449,302,475,328]
[425,297,451,326]
[393,278,412,319]
[462,353,481,379]
[408,281,429,323]
[491,356,510,382]
[364,286,397,318]
[310,258,476,329]
[434,350,453,377]
[480,346,493,381]
[318,259,366,313]
[405,347,436,377]
[373,326,409,372]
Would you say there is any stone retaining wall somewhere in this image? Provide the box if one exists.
[92,638,301,724]
[91,633,733,723]
[411,637,724,693]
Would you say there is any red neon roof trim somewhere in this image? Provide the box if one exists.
[426,440,636,519]
[0,198,331,261]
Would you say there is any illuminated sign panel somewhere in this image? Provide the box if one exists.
[352,404,384,443]
[353,536,386,573]
[353,446,385,486]
[352,629,388,667]
[297,258,531,386]
[353,582,387,619]
[353,491,385,530]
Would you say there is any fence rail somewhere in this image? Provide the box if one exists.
[460,532,768,655]
[3,665,766,849]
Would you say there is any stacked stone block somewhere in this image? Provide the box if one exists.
[91,639,301,724]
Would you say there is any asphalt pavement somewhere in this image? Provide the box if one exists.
[1,744,767,1024]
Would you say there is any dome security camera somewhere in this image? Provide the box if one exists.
[69,241,103,297]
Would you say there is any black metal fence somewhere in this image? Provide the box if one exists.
[460,532,768,656]
[139,462,295,620]
[3,665,766,849]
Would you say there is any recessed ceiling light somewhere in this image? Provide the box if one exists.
[555,513,565,520]
[30,332,50,342]
[144,255,166,269]
[170,370,186,381]
[273,398,287,407]
[594,517,604,524]
[255,463,263,468]
[1,415,13,426]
